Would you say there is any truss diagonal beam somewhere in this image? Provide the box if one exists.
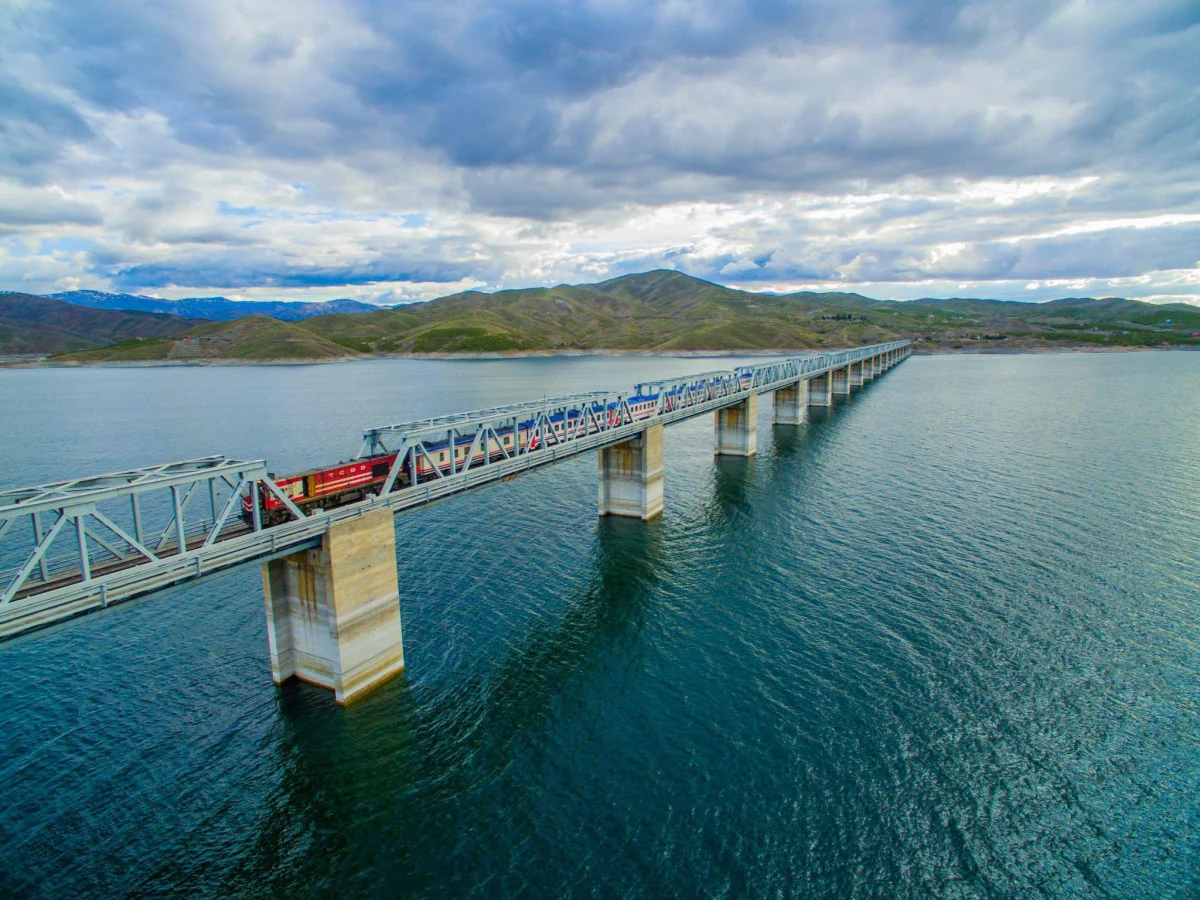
[2,512,69,604]
[83,524,125,562]
[203,478,252,549]
[91,509,158,563]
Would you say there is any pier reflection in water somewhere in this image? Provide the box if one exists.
[227,516,668,897]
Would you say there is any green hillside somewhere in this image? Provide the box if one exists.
[50,316,358,362]
[0,293,194,355]
[299,271,900,352]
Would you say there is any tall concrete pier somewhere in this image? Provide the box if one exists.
[832,366,851,395]
[808,371,833,407]
[262,510,405,704]
[715,394,757,456]
[772,381,808,425]
[598,423,664,520]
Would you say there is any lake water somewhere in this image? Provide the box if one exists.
[0,352,1197,897]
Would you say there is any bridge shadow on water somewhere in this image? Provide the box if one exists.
[219,516,669,895]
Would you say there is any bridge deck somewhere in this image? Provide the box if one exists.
[0,341,910,641]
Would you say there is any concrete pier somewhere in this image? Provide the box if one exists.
[832,366,851,395]
[849,362,864,387]
[262,509,405,704]
[772,381,807,426]
[715,394,758,456]
[808,372,833,407]
[598,423,664,520]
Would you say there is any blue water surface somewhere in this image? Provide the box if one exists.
[0,352,1197,897]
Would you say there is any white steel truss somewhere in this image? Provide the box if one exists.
[0,457,274,607]
[360,341,911,494]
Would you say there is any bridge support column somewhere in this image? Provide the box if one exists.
[807,372,832,407]
[598,423,664,520]
[715,393,757,456]
[863,358,876,381]
[772,382,807,425]
[849,362,864,387]
[832,366,851,395]
[262,509,404,704]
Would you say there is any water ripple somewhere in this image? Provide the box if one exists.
[0,352,1197,897]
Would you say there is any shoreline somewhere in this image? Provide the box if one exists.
[1,344,1194,368]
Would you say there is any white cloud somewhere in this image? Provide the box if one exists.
[0,0,1195,304]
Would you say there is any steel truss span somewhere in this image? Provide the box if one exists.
[0,340,910,641]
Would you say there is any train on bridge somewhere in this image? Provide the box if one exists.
[240,374,755,525]
[1,340,910,697]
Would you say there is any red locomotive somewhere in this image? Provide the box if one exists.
[242,421,530,525]
[242,454,401,526]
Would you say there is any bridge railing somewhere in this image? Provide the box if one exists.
[361,340,911,492]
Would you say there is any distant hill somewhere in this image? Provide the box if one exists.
[894,293,1200,344]
[11,270,1200,362]
[297,270,900,353]
[0,293,195,355]
[297,269,1200,354]
[49,316,358,363]
[49,290,383,321]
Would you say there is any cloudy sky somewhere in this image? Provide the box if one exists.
[1,0,1197,306]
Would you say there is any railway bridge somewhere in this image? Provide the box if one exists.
[0,340,911,702]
